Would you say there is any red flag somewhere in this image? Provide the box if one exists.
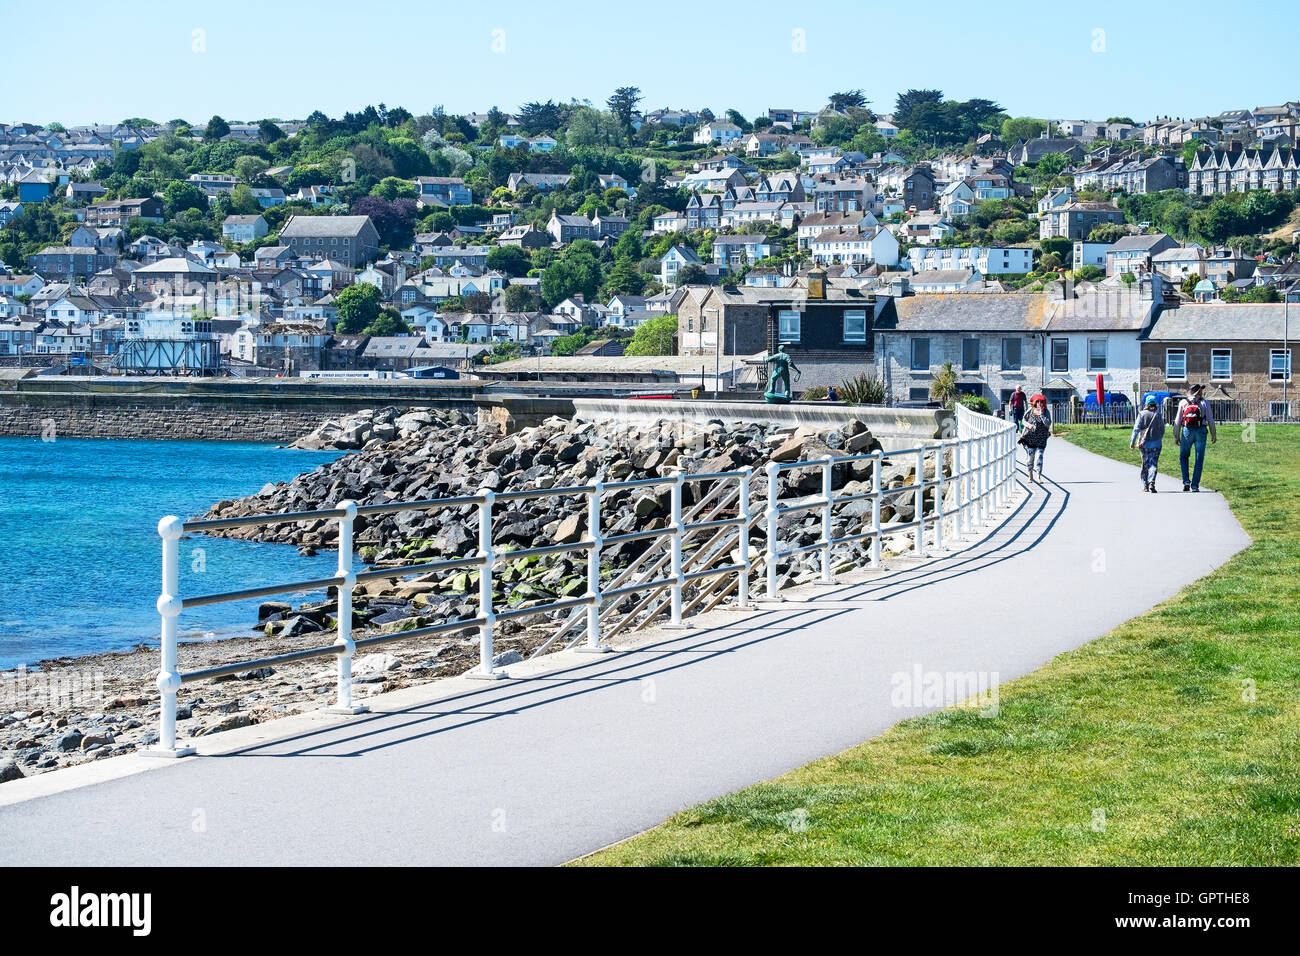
[1096,373,1105,406]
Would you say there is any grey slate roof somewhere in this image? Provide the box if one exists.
[280,215,373,238]
[875,293,1056,332]
[1108,233,1172,252]
[1142,304,1299,341]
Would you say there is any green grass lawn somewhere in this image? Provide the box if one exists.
[576,425,1300,866]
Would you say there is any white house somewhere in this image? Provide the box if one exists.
[910,246,1034,276]
[222,215,268,243]
[907,269,983,293]
[693,121,743,145]
[1038,276,1167,405]
[400,304,451,341]
[808,225,899,267]
[652,210,687,233]
[661,244,705,287]
[1072,240,1112,272]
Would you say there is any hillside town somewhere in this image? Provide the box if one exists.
[1,92,1297,416]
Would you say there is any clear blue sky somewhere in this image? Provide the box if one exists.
[7,0,1297,127]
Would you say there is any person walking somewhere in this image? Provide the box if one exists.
[1008,385,1027,433]
[1130,394,1166,493]
[1175,384,1217,492]
[1019,393,1052,484]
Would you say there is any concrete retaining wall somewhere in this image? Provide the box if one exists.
[572,398,953,439]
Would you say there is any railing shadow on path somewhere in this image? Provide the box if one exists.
[217,470,1075,763]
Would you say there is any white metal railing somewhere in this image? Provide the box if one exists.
[148,407,1018,756]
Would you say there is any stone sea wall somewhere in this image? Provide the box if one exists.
[0,395,343,442]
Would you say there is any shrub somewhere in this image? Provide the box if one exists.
[958,394,993,415]
[801,372,886,405]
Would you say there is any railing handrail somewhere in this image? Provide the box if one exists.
[147,409,1020,756]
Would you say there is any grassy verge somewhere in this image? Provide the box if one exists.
[575,425,1300,865]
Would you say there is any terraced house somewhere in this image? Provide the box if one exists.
[1139,303,1297,416]
[1187,145,1300,195]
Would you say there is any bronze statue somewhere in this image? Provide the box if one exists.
[763,344,801,404]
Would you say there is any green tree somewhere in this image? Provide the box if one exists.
[203,115,231,141]
[830,90,869,111]
[613,228,643,262]
[1001,117,1046,142]
[162,180,209,218]
[603,259,645,296]
[1036,152,1069,178]
[676,263,708,286]
[364,309,411,337]
[258,119,285,144]
[606,86,643,134]
[335,283,384,333]
[1088,222,1130,243]
[502,283,536,311]
[228,184,261,215]
[487,244,532,276]
[539,244,603,307]
[371,176,417,200]
[624,314,678,356]
[234,155,268,182]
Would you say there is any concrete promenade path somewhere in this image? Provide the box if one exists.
[0,439,1249,865]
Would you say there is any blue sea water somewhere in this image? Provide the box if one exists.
[0,437,344,670]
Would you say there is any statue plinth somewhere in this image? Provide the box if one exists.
[764,391,792,405]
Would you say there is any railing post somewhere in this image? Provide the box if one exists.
[820,455,834,584]
[666,471,689,627]
[327,499,368,713]
[870,449,883,569]
[468,489,507,678]
[1002,429,1011,505]
[578,482,610,652]
[935,441,946,552]
[149,516,193,757]
[765,460,781,600]
[979,436,989,526]
[737,468,752,608]
[963,439,974,536]
[913,447,926,556]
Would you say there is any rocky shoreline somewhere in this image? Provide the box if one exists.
[2,406,946,784]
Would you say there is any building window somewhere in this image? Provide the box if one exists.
[1088,338,1108,371]
[778,310,801,343]
[961,338,979,371]
[908,387,930,402]
[1166,348,1187,380]
[910,337,930,371]
[1271,349,1292,381]
[1050,338,1069,373]
[1210,348,1232,381]
[843,310,867,343]
[1001,337,1022,371]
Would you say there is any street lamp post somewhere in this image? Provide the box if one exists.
[706,307,719,399]
[1284,295,1290,421]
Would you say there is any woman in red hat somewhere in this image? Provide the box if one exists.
[1019,393,1052,484]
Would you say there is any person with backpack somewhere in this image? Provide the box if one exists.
[1175,384,1217,492]
[1018,393,1052,484]
[1129,394,1166,493]
[1008,385,1027,433]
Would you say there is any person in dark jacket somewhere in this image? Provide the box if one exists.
[1020,393,1052,484]
[1129,395,1166,493]
[1008,385,1027,432]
